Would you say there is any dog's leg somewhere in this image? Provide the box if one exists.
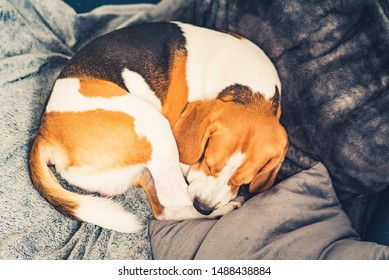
[145,127,193,209]
[120,97,192,211]
[160,195,246,220]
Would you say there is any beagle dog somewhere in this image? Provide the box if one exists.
[30,22,288,233]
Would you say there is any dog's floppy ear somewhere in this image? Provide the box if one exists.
[249,144,288,195]
[173,101,217,164]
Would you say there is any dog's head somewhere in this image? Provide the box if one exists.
[173,85,288,215]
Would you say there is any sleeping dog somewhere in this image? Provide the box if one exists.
[29,22,288,233]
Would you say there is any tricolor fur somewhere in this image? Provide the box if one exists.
[30,22,288,233]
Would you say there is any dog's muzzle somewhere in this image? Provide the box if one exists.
[193,197,214,215]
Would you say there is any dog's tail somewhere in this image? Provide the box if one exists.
[29,137,144,233]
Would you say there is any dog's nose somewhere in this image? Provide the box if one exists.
[193,198,214,215]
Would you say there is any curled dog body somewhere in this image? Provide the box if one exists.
[30,22,287,233]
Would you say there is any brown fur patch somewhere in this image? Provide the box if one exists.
[29,137,79,219]
[40,110,152,169]
[132,168,164,218]
[79,77,128,98]
[174,97,288,191]
[162,50,189,127]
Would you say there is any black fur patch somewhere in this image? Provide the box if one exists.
[217,84,258,104]
[59,22,186,102]
[218,84,280,116]
[270,86,280,116]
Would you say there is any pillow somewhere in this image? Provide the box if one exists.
[150,163,389,259]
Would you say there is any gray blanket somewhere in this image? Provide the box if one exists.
[1,0,388,260]
[0,0,181,260]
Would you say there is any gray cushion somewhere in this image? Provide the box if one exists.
[150,163,389,259]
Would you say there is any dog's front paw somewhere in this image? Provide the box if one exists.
[158,206,202,221]
[154,212,166,221]
[229,195,246,209]
[210,195,246,217]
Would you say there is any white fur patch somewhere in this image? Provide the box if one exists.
[186,152,245,209]
[175,22,281,101]
[121,68,162,110]
[47,78,157,118]
[75,195,143,233]
[60,164,146,196]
